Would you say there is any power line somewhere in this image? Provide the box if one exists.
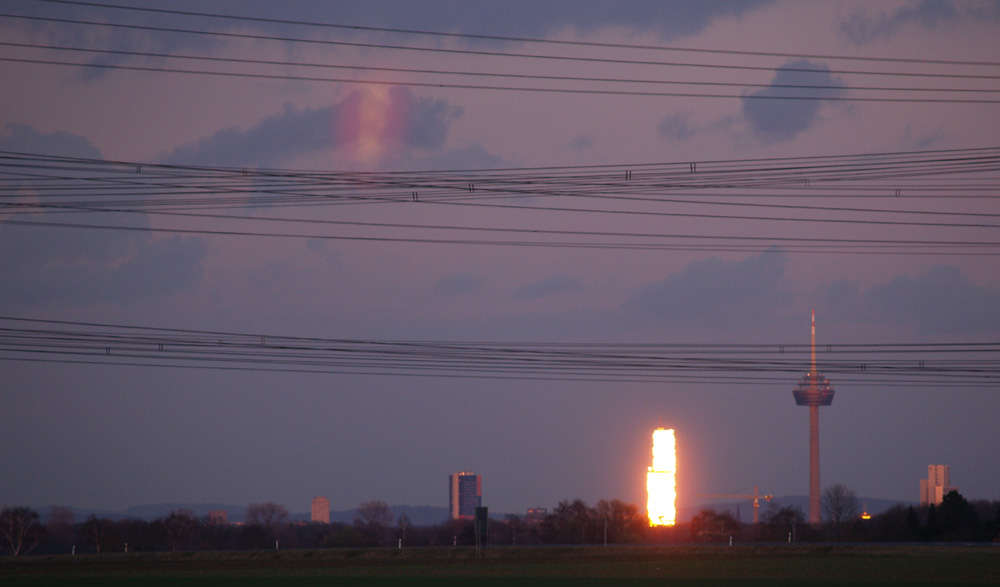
[4,41,999,97]
[3,12,1000,102]
[11,55,999,103]
[2,316,997,386]
[3,148,999,255]
[29,0,1000,69]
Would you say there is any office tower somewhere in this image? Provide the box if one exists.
[449,471,482,520]
[311,495,330,523]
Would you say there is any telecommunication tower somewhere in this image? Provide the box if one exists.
[792,310,834,525]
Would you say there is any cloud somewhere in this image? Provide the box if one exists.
[0,122,103,159]
[657,112,699,141]
[0,125,206,309]
[0,223,207,308]
[284,1,773,40]
[513,275,583,300]
[898,124,947,151]
[841,0,1000,45]
[568,135,594,152]
[162,87,463,168]
[741,60,845,143]
[399,143,510,172]
[822,265,1000,336]
[626,250,791,331]
[163,104,333,167]
[434,271,483,298]
[862,265,1000,335]
[5,3,225,82]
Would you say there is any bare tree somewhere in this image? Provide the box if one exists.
[159,509,198,552]
[45,506,75,551]
[761,504,805,542]
[0,506,44,556]
[396,512,412,546]
[822,483,861,539]
[81,515,115,554]
[354,500,393,545]
[245,502,289,539]
[355,500,393,528]
[689,509,741,543]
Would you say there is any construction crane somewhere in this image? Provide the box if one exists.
[699,485,773,523]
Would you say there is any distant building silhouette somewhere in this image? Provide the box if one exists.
[920,465,957,506]
[449,471,482,520]
[207,510,228,525]
[311,496,330,523]
[525,508,547,524]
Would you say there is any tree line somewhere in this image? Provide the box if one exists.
[3,488,998,556]
[687,487,999,544]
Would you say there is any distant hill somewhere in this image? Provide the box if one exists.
[35,503,450,525]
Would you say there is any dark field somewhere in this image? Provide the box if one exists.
[2,544,998,586]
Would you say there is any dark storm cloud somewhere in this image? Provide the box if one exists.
[841,0,1000,45]
[826,265,1000,336]
[626,250,791,331]
[741,60,845,143]
[162,88,462,167]
[0,124,206,308]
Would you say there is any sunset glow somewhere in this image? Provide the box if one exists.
[646,427,676,526]
[335,85,406,167]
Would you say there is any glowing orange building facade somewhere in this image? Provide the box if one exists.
[646,427,676,526]
[311,496,330,523]
[920,464,957,506]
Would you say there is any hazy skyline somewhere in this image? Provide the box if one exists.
[2,1,999,516]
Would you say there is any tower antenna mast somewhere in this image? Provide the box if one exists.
[792,310,835,525]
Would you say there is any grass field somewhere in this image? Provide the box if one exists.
[3,544,998,586]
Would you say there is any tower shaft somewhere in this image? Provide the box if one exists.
[809,404,821,525]
[808,309,820,525]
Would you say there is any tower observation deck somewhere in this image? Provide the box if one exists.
[793,310,834,525]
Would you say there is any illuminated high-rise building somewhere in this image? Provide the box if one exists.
[311,496,330,523]
[792,311,835,525]
[449,472,482,520]
[646,427,676,526]
[920,465,957,506]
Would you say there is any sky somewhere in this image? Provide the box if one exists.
[2,0,999,519]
